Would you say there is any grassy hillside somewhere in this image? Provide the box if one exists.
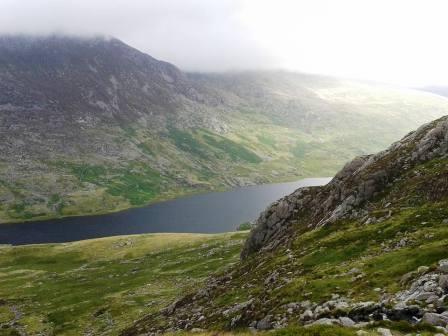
[2,81,448,224]
[0,232,247,335]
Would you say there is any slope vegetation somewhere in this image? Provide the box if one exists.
[0,232,246,335]
[124,116,448,335]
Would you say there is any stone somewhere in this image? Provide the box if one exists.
[265,271,279,285]
[339,316,355,327]
[439,260,448,273]
[377,328,393,336]
[222,299,254,317]
[400,271,416,284]
[356,331,368,336]
[417,266,429,274]
[300,309,314,321]
[426,295,440,304]
[248,321,257,328]
[307,318,339,326]
[414,292,434,301]
[334,301,350,311]
[230,315,242,328]
[256,315,272,330]
[422,312,448,327]
[191,328,204,333]
[439,274,448,290]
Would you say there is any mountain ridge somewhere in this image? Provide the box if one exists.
[1,34,448,224]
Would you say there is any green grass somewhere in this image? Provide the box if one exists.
[0,232,247,335]
[271,325,359,336]
[145,156,448,333]
[201,131,262,164]
[168,128,211,160]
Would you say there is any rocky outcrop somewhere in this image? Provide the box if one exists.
[242,116,448,258]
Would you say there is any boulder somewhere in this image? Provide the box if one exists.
[438,260,448,273]
[439,274,448,290]
[256,315,272,330]
[422,312,448,327]
[307,318,339,326]
[222,299,254,317]
[377,328,393,336]
[356,331,369,336]
[339,316,355,327]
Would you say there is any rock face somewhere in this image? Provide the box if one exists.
[242,116,448,258]
[0,35,221,155]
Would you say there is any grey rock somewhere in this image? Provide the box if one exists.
[439,274,448,290]
[300,309,314,321]
[222,299,254,317]
[439,260,448,273]
[339,316,355,327]
[230,315,242,328]
[264,271,279,285]
[377,328,393,336]
[256,315,272,330]
[242,116,448,259]
[307,318,339,326]
[422,312,448,327]
[191,328,204,333]
[417,266,430,274]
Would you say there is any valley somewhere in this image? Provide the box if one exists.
[0,178,329,245]
[1,115,448,336]
[2,36,448,224]
[1,34,448,336]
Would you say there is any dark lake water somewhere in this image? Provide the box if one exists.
[0,178,331,245]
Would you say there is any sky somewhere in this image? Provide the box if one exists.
[0,0,447,87]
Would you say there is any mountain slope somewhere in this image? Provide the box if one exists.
[123,116,448,335]
[0,232,247,335]
[2,35,448,223]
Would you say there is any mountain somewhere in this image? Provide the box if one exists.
[2,35,448,224]
[123,116,448,335]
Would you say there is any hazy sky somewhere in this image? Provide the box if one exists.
[1,0,447,86]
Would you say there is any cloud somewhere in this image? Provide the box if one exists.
[0,0,275,71]
[1,0,448,86]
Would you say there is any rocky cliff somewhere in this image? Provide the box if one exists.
[242,116,448,258]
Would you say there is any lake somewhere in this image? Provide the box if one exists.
[0,178,331,245]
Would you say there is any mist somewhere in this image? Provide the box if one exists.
[1,0,448,86]
[0,0,275,72]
